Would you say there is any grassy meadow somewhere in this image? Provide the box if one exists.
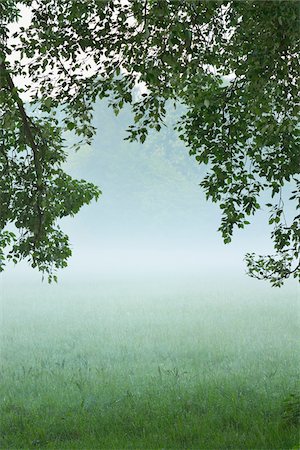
[0,278,299,449]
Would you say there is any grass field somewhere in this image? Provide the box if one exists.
[0,278,299,449]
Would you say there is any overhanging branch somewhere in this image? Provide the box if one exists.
[0,57,44,242]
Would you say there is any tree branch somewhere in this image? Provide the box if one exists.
[0,58,44,242]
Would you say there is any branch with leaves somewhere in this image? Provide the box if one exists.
[0,42,100,281]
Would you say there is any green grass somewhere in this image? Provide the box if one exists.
[0,279,299,449]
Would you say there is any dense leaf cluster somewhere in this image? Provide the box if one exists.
[0,2,101,281]
[1,0,299,284]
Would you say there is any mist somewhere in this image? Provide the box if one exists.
[1,102,299,449]
[2,102,292,283]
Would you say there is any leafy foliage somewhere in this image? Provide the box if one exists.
[0,3,101,281]
[1,0,299,284]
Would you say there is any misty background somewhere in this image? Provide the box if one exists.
[2,101,297,292]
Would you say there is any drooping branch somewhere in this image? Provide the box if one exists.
[0,56,44,242]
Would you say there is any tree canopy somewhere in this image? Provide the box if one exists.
[0,0,299,284]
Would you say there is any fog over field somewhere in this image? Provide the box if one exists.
[2,102,294,283]
[0,103,299,449]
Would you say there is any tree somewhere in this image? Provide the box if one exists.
[0,0,299,285]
